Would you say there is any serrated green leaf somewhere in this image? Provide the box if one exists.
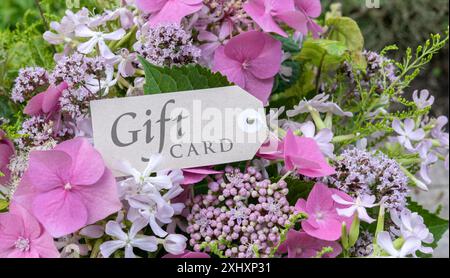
[181,65,209,89]
[139,57,229,94]
[160,67,193,91]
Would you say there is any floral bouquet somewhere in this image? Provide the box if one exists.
[0,0,449,259]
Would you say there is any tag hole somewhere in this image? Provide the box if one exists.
[246,118,256,125]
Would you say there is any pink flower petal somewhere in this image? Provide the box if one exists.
[242,72,274,105]
[31,188,88,237]
[75,169,122,226]
[24,92,45,116]
[148,0,203,26]
[55,137,105,186]
[182,167,223,185]
[249,35,282,79]
[302,216,343,241]
[26,150,72,191]
[135,0,167,13]
[42,82,68,114]
[305,183,334,212]
[213,46,246,87]
[244,0,288,37]
[224,31,266,62]
[295,0,322,18]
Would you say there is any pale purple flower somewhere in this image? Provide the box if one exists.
[197,30,228,67]
[79,225,105,239]
[113,49,137,78]
[75,26,126,59]
[91,8,134,29]
[412,90,434,109]
[85,66,117,96]
[100,220,158,258]
[134,23,200,67]
[419,152,438,185]
[390,209,434,256]
[392,118,425,150]
[43,8,91,44]
[287,94,353,117]
[327,148,409,211]
[431,116,449,144]
[162,234,188,255]
[11,67,49,103]
[377,231,421,258]
[332,194,377,223]
[115,154,173,193]
[299,121,334,157]
[127,193,175,238]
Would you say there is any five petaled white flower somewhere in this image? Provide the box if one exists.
[377,231,421,258]
[100,220,158,258]
[75,25,126,59]
[392,118,425,150]
[332,194,377,223]
[412,89,434,110]
[390,209,434,256]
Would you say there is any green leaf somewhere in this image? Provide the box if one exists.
[139,56,230,95]
[0,199,8,211]
[281,177,315,206]
[273,34,302,54]
[296,39,347,69]
[326,16,364,52]
[408,199,449,250]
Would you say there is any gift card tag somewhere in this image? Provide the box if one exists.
[90,86,268,176]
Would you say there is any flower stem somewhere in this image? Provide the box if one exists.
[90,238,103,258]
[332,134,357,143]
[308,106,326,130]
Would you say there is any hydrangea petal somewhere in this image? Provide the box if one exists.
[55,137,105,185]
[75,169,122,226]
[26,150,72,191]
[31,188,88,237]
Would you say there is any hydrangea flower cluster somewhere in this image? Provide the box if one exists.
[134,23,201,67]
[186,166,295,258]
[326,148,409,211]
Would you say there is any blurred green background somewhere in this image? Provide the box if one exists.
[1,0,449,118]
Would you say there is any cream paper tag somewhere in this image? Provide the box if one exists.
[90,86,268,176]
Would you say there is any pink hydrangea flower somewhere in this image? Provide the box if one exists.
[0,203,59,258]
[13,137,122,237]
[283,130,335,178]
[0,130,14,185]
[295,183,353,241]
[256,133,284,160]
[136,0,203,26]
[213,31,282,105]
[24,82,69,117]
[244,0,308,37]
[181,167,223,185]
[278,230,342,258]
[163,251,210,258]
[294,0,323,38]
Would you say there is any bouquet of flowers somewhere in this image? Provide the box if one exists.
[0,0,448,259]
